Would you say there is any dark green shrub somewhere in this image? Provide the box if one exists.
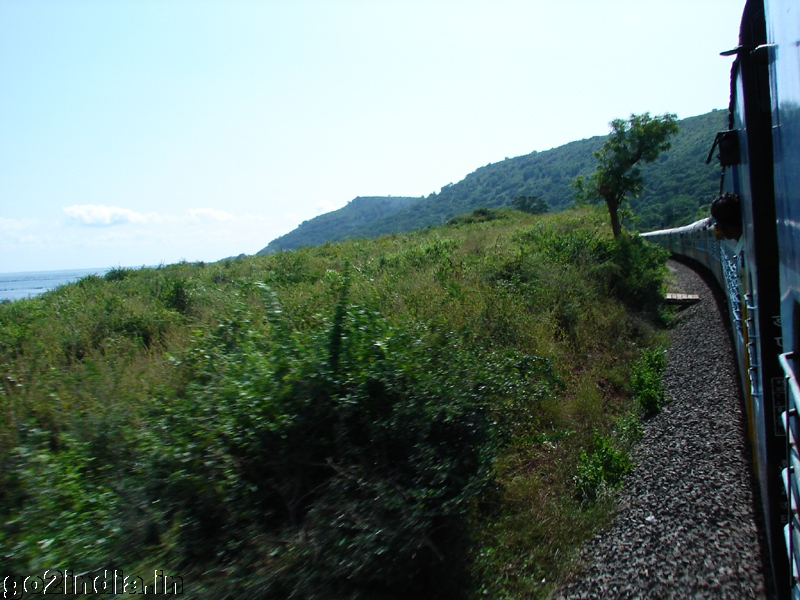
[511,195,548,214]
[575,434,632,501]
[0,298,43,356]
[161,276,192,314]
[87,299,168,350]
[518,224,668,313]
[3,428,127,571]
[606,233,669,312]
[447,208,505,225]
[631,348,667,417]
[104,267,132,282]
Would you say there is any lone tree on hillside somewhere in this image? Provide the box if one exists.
[573,112,679,237]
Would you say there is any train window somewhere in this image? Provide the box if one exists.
[706,130,741,167]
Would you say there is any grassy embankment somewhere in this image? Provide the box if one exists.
[0,206,667,598]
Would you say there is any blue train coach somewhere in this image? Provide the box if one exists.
[643,0,800,597]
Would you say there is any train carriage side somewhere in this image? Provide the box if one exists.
[642,223,749,431]
[644,1,790,594]
[766,0,800,596]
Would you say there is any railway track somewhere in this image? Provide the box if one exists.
[554,259,768,599]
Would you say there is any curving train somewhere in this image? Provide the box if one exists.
[642,0,800,597]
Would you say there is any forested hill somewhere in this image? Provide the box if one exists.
[256,196,423,255]
[258,196,422,254]
[258,110,725,253]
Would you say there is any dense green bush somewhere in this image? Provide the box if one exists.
[447,207,506,225]
[151,286,563,596]
[515,223,668,312]
[631,348,667,417]
[606,233,670,313]
[575,434,633,502]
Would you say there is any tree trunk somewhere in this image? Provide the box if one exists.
[607,202,622,238]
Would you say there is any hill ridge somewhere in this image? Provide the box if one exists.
[258,110,725,253]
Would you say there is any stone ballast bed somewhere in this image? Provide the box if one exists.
[554,259,768,599]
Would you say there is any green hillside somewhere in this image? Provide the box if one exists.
[259,195,423,254]
[1,207,667,598]
[261,110,725,251]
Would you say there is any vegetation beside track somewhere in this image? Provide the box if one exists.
[0,207,668,598]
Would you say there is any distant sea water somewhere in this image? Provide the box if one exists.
[0,268,110,302]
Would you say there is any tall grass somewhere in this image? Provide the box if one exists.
[0,207,668,598]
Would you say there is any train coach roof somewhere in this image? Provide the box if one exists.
[641,218,714,239]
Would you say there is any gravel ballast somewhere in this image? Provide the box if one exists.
[554,259,769,599]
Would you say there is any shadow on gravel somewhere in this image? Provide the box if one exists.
[667,255,776,599]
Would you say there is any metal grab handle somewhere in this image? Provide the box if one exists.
[779,352,800,589]
[781,353,800,413]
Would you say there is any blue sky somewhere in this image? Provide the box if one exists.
[1,0,743,272]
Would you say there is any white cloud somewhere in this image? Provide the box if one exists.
[0,217,39,232]
[62,205,241,227]
[187,208,235,222]
[63,204,156,226]
[315,200,337,214]
[1,206,290,272]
